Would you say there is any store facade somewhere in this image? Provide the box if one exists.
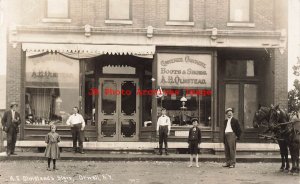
[8,40,285,144]
[5,0,287,144]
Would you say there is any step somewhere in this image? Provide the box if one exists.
[4,141,280,152]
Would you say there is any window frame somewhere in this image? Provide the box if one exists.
[168,0,192,22]
[106,0,132,21]
[45,0,70,19]
[228,0,253,23]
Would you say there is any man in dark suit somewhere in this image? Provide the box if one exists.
[1,102,21,156]
[223,108,242,168]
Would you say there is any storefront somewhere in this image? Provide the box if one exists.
[20,42,274,143]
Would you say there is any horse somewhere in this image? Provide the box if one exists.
[253,105,290,172]
[269,105,300,174]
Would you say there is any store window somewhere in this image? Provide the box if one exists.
[25,53,79,125]
[47,0,69,18]
[229,0,250,22]
[157,53,212,127]
[169,0,190,21]
[158,89,211,127]
[108,0,130,20]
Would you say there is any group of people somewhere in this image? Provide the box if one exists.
[1,102,242,170]
[156,107,241,168]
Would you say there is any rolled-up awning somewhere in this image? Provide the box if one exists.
[22,43,156,59]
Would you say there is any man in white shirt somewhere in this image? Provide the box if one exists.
[156,108,171,155]
[66,107,85,154]
[223,108,242,168]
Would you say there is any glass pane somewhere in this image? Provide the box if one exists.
[109,0,130,20]
[121,81,136,116]
[101,80,116,115]
[225,60,245,78]
[47,0,68,18]
[244,84,257,129]
[158,89,212,127]
[101,119,116,137]
[225,84,239,120]
[85,77,96,126]
[230,0,250,22]
[121,119,136,138]
[169,0,190,21]
[246,60,254,76]
[25,53,79,125]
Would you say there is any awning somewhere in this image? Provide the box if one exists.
[22,43,156,59]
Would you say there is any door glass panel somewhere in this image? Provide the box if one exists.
[121,81,136,115]
[101,119,116,137]
[244,84,257,128]
[225,84,239,119]
[121,119,136,138]
[101,80,116,115]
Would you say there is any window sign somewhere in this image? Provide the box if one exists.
[157,53,212,88]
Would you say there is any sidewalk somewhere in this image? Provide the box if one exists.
[0,151,283,162]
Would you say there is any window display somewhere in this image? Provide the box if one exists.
[25,53,79,125]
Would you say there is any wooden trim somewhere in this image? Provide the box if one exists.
[20,50,26,140]
[152,54,158,132]
[212,50,218,141]
[80,60,85,115]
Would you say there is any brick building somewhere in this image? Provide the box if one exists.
[5,0,288,145]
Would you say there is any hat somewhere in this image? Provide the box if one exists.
[10,102,18,108]
[225,108,233,114]
[191,118,198,122]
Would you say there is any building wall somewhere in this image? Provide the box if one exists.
[7,0,276,30]
[5,0,288,142]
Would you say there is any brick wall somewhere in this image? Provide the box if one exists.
[7,0,277,31]
[274,49,288,109]
[6,44,22,109]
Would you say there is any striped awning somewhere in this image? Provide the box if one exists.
[22,43,156,58]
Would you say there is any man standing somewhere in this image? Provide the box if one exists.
[156,108,171,155]
[66,107,85,154]
[1,102,21,156]
[223,108,242,168]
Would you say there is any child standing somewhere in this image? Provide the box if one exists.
[188,118,202,167]
[45,124,61,171]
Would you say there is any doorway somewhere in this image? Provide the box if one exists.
[98,78,139,141]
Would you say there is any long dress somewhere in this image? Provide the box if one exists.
[44,132,61,159]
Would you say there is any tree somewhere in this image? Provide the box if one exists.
[288,79,300,113]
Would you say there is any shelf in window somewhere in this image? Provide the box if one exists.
[42,18,72,23]
[165,21,195,26]
[226,22,255,27]
[105,20,133,25]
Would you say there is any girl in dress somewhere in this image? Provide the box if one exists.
[45,124,61,171]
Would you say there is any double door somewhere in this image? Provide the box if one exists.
[224,83,258,130]
[98,78,139,141]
